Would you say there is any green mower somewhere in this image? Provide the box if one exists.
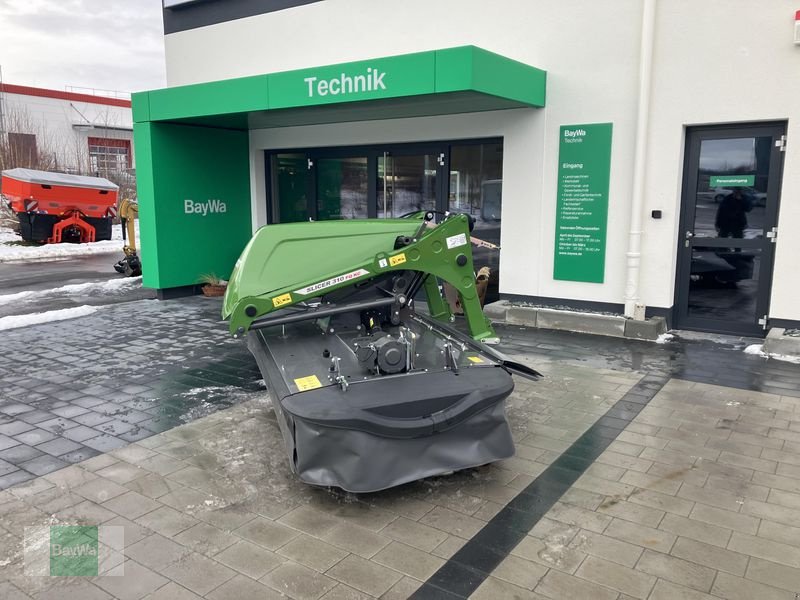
[223,211,539,493]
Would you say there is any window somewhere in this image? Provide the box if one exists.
[88,137,131,174]
[7,132,37,166]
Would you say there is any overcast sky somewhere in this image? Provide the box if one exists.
[0,0,166,94]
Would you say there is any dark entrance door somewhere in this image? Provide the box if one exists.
[675,122,786,336]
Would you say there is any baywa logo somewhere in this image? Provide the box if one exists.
[185,198,227,215]
[24,525,124,576]
[51,526,97,576]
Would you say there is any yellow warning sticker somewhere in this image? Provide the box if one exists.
[467,356,485,364]
[389,253,407,267]
[272,293,292,308]
[294,375,322,391]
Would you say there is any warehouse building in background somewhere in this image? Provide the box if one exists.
[0,84,134,194]
[133,0,800,338]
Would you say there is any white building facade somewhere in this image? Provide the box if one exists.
[135,0,800,337]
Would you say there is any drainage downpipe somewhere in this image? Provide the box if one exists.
[624,0,657,318]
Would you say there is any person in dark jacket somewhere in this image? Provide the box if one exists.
[715,189,751,238]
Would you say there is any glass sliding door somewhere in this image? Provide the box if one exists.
[449,142,504,301]
[377,152,439,218]
[316,156,368,220]
[272,153,310,223]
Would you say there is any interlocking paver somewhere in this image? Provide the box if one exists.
[372,540,444,580]
[161,552,236,596]
[658,513,731,547]
[595,497,664,527]
[671,536,749,576]
[688,502,759,534]
[101,490,161,520]
[511,534,587,574]
[535,569,617,600]
[320,522,391,559]
[635,548,716,592]
[378,516,448,552]
[233,515,299,550]
[125,533,192,571]
[4,304,800,599]
[277,533,348,572]
[140,581,203,600]
[326,554,402,597]
[17,454,67,476]
[746,557,800,593]
[471,576,545,599]
[573,529,644,567]
[711,572,795,600]
[214,539,285,579]
[603,518,675,553]
[207,574,286,600]
[546,502,613,534]
[262,561,338,600]
[575,555,656,599]
[627,487,694,516]
[418,505,484,539]
[649,579,724,600]
[92,559,169,600]
[135,505,199,537]
[728,531,800,568]
[95,461,146,484]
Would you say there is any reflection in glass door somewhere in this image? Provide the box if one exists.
[317,157,368,219]
[377,153,439,218]
[273,153,310,223]
[676,124,785,336]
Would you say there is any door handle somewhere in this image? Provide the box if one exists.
[685,231,694,239]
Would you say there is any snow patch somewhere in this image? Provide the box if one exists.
[743,344,800,364]
[770,353,800,365]
[744,344,765,356]
[0,305,100,331]
[0,276,141,306]
[0,225,139,263]
[655,333,674,344]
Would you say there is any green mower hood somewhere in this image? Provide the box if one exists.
[223,219,422,330]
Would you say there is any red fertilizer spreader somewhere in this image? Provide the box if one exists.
[1,168,119,243]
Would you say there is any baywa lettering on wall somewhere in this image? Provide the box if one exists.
[184,199,227,215]
[304,68,386,97]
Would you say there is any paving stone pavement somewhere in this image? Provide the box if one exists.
[0,297,262,490]
[2,297,800,598]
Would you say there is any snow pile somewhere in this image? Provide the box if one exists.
[0,276,141,306]
[0,225,139,263]
[744,344,765,356]
[655,333,674,344]
[0,305,100,331]
[743,343,800,364]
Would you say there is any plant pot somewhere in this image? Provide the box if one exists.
[201,284,227,297]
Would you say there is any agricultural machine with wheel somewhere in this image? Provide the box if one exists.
[223,211,539,493]
[113,198,141,277]
[0,168,118,243]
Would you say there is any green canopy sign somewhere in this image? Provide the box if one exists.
[553,123,613,283]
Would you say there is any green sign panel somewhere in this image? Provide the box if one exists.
[269,52,435,109]
[553,123,613,283]
[709,174,754,187]
[50,526,98,576]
